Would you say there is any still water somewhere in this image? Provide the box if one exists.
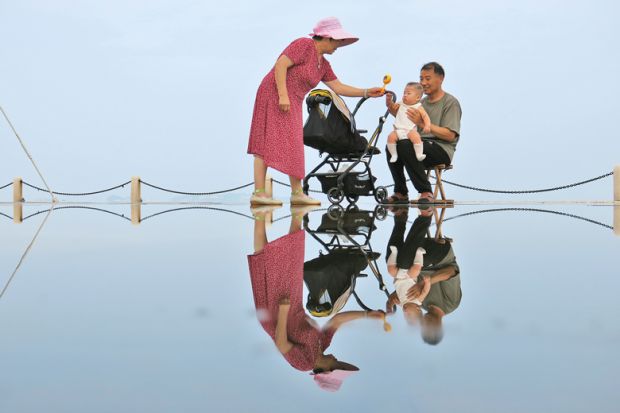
[1,200,618,413]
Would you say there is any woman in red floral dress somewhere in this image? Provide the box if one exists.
[248,17,384,206]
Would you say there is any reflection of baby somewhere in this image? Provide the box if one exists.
[387,246,430,325]
[386,82,431,163]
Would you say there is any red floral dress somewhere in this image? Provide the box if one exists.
[247,37,338,180]
[247,230,335,371]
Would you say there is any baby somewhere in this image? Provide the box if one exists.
[386,82,431,163]
[386,246,430,325]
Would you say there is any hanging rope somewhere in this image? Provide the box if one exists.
[440,171,613,194]
[385,171,613,193]
[1,106,55,201]
[0,211,13,220]
[0,182,13,191]
[272,178,324,193]
[140,206,256,222]
[22,180,131,196]
[140,180,254,196]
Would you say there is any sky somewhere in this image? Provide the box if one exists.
[1,0,620,202]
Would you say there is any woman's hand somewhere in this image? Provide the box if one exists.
[279,95,290,112]
[366,87,385,98]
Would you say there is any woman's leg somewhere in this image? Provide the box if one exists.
[289,175,320,205]
[254,156,267,195]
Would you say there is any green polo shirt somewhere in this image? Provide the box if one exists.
[421,92,462,162]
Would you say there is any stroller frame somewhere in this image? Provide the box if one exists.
[303,92,397,205]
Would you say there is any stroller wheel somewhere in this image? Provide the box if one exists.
[375,205,388,220]
[374,186,388,203]
[346,203,359,212]
[327,204,344,220]
[346,194,359,204]
[327,187,344,204]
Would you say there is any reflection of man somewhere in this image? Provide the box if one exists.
[386,206,461,344]
[385,62,462,204]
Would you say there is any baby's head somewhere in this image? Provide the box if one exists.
[402,82,424,105]
[402,302,423,326]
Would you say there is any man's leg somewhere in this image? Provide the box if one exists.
[385,144,409,197]
[397,140,450,195]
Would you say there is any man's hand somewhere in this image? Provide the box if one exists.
[406,107,424,128]
[406,276,430,300]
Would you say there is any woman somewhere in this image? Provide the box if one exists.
[248,17,384,205]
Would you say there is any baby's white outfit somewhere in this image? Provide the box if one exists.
[394,101,422,140]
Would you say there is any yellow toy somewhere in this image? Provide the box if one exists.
[380,74,392,93]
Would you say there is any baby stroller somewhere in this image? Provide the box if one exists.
[303,206,391,317]
[302,89,394,205]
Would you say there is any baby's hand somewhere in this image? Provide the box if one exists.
[423,125,431,134]
[384,93,393,107]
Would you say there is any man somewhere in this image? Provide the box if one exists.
[384,62,462,203]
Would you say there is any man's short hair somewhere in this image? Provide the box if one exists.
[421,62,445,77]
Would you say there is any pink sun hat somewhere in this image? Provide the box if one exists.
[312,369,358,392]
[309,17,359,47]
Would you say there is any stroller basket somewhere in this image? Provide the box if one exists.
[315,172,377,196]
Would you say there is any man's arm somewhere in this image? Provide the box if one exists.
[407,106,457,142]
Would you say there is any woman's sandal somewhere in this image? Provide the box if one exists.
[250,188,283,205]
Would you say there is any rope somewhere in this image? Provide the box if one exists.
[384,171,613,193]
[0,106,55,201]
[22,206,131,221]
[1,207,53,300]
[140,206,256,222]
[0,211,13,220]
[440,172,613,194]
[22,180,131,196]
[272,178,324,194]
[140,180,254,196]
[0,182,13,190]
[442,207,613,230]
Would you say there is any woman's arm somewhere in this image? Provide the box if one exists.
[324,79,383,98]
[274,55,294,112]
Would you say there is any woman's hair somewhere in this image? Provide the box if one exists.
[312,35,325,41]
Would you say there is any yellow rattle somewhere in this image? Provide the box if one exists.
[382,313,392,332]
[380,74,392,93]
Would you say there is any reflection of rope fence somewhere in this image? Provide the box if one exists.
[1,211,13,220]
[4,203,611,231]
[442,207,613,230]
[22,206,131,221]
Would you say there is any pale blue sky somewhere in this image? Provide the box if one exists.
[2,0,619,202]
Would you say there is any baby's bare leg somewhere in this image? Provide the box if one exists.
[408,130,426,161]
[387,131,399,163]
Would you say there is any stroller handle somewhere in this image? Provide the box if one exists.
[352,90,397,117]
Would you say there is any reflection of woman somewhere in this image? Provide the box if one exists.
[247,17,384,206]
[248,207,384,391]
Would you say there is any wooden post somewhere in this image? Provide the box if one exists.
[131,176,141,225]
[265,174,273,198]
[13,177,23,224]
[13,177,23,202]
[614,165,620,202]
[614,206,620,236]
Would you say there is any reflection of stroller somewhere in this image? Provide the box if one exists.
[302,89,394,205]
[303,207,390,317]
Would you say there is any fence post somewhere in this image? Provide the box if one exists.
[131,176,141,225]
[614,165,620,202]
[614,206,620,236]
[13,177,23,224]
[265,174,273,198]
